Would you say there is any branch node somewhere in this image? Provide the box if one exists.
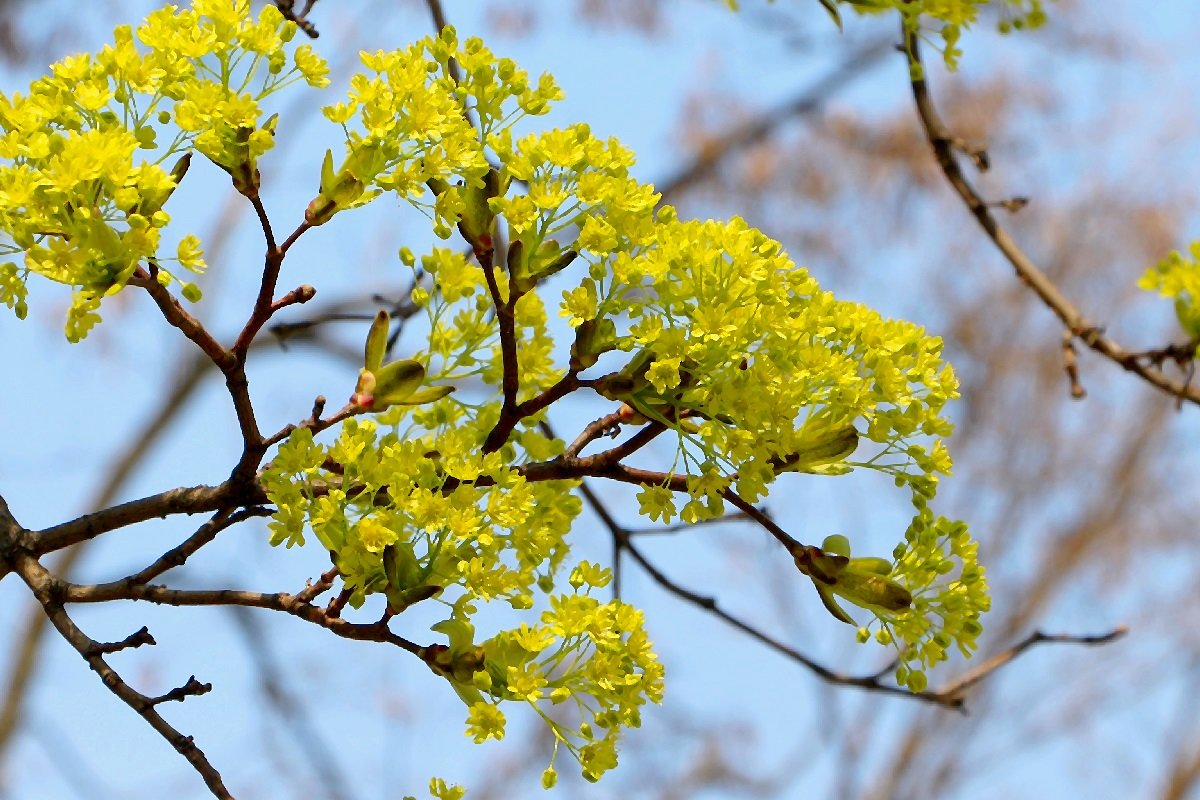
[273,0,319,37]
[988,195,1029,214]
[326,587,352,619]
[150,675,213,707]
[86,626,157,656]
[1061,331,1087,400]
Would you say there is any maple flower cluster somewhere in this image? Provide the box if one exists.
[0,0,328,339]
[1140,241,1200,349]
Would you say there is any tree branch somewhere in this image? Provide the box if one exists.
[931,625,1128,701]
[272,0,320,38]
[30,483,248,556]
[571,478,958,706]
[0,350,212,765]
[11,552,233,799]
[61,581,427,659]
[903,25,1200,406]
[106,507,271,590]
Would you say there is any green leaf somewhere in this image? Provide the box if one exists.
[391,384,455,406]
[383,542,422,590]
[364,309,389,371]
[571,318,618,370]
[847,556,893,576]
[780,414,859,473]
[385,583,442,614]
[532,246,578,282]
[815,581,856,624]
[371,359,426,406]
[507,239,531,293]
[319,148,335,194]
[819,0,843,30]
[834,570,912,613]
[457,167,504,246]
[821,534,851,557]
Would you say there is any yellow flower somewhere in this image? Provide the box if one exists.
[464,702,506,743]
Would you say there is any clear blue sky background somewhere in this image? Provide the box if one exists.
[3,2,1200,799]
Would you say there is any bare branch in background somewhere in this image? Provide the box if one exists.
[904,25,1200,406]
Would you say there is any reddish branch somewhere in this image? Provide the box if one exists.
[903,26,1200,406]
[233,216,314,356]
[272,0,320,38]
[478,246,526,453]
[131,268,234,370]
[62,580,426,659]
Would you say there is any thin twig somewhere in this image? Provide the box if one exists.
[1061,330,1087,399]
[61,581,425,660]
[12,552,233,799]
[931,626,1128,701]
[658,36,893,202]
[296,567,340,604]
[131,269,235,371]
[904,25,1200,407]
[273,0,320,38]
[104,507,271,590]
[0,349,211,763]
[83,626,155,656]
[233,220,314,357]
[571,478,957,706]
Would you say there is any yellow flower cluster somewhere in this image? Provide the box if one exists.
[1140,241,1200,345]
[472,119,983,688]
[310,26,561,231]
[264,420,580,609]
[0,0,329,339]
[263,416,663,780]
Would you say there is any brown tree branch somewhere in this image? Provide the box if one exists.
[232,218,314,358]
[571,478,958,706]
[904,26,1200,406]
[30,482,248,556]
[0,350,211,767]
[479,247,525,453]
[295,567,340,604]
[109,507,272,589]
[132,268,235,371]
[272,0,320,38]
[60,579,427,660]
[932,626,1128,701]
[11,551,233,799]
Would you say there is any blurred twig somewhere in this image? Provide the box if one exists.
[228,605,355,800]
[658,36,893,203]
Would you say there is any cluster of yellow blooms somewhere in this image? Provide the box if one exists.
[3,0,1006,792]
[1140,242,1200,347]
[0,0,330,339]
